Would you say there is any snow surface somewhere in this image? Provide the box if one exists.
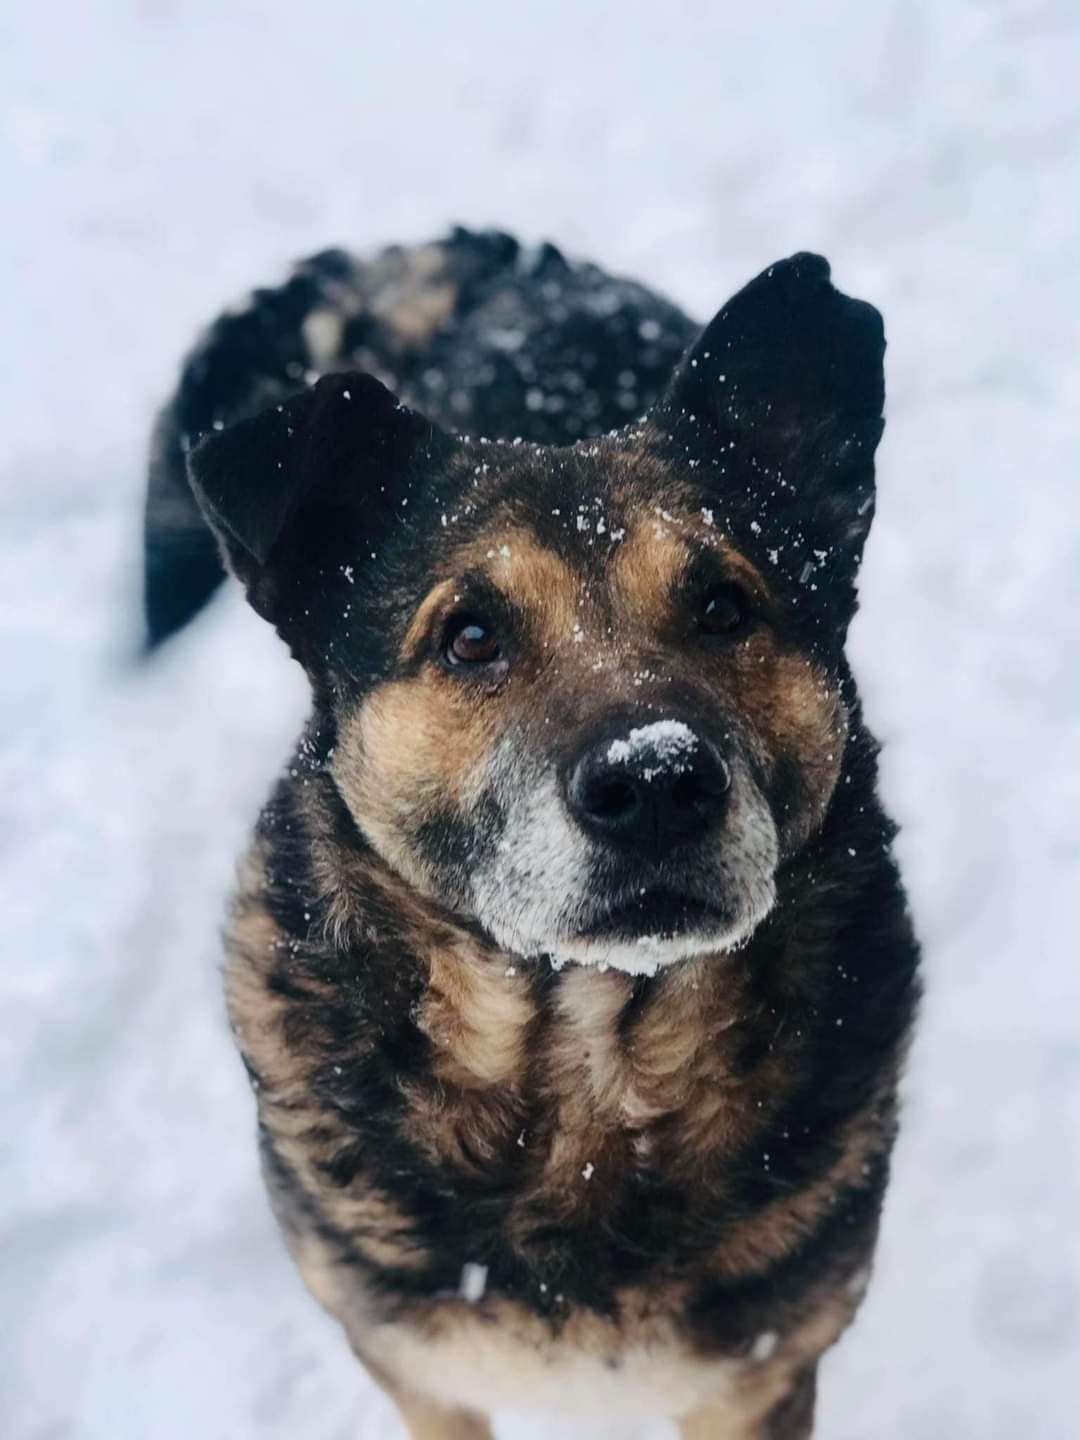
[2,3,1078,1438]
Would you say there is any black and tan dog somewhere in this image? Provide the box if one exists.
[146,230,920,1437]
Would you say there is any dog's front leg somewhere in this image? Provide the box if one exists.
[679,1364,817,1440]
[355,1349,494,1440]
[385,1386,493,1440]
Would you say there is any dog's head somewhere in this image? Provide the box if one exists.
[190,253,884,974]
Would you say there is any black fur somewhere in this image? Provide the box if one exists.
[656,251,885,643]
[145,228,696,643]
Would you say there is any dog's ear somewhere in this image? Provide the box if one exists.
[189,372,444,579]
[658,253,885,567]
[187,372,451,646]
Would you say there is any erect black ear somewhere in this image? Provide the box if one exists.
[658,253,885,563]
[187,371,444,579]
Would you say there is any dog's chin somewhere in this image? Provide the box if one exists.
[546,925,738,976]
[543,889,772,977]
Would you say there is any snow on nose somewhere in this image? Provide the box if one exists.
[605,719,699,784]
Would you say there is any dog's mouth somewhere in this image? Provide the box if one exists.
[544,885,741,975]
[574,887,733,943]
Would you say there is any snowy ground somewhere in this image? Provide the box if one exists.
[3,3,1079,1437]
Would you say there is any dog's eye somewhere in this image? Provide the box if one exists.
[445,616,501,666]
[699,584,748,636]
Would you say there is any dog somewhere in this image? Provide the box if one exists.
[145,229,920,1438]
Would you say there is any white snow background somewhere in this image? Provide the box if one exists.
[2,3,1078,1437]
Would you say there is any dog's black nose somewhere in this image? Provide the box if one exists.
[566,720,730,851]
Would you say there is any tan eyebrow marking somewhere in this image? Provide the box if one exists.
[611,522,690,627]
[401,527,584,663]
[401,578,458,662]
[713,543,772,602]
[475,530,581,639]
[612,508,772,626]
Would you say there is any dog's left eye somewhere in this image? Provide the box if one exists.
[699,584,748,636]
[445,616,501,667]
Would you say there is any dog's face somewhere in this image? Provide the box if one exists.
[191,254,884,973]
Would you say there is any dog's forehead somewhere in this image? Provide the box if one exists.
[449,432,648,521]
[431,435,768,614]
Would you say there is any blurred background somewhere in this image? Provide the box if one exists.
[2,2,1078,1437]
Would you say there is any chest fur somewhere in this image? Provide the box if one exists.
[225,817,904,1370]
[405,950,766,1211]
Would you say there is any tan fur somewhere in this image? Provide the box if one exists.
[226,853,426,1273]
[519,966,635,1220]
[417,938,535,1090]
[331,675,496,889]
[612,519,694,630]
[349,1282,853,1433]
[442,521,585,648]
[730,640,848,850]
[514,961,785,1213]
[636,998,761,1175]
[404,926,535,1173]
[366,243,460,350]
[403,526,586,660]
[383,281,459,347]
[612,508,768,621]
[678,1365,808,1440]
[356,1286,732,1422]
[284,1197,853,1438]
[387,1391,493,1440]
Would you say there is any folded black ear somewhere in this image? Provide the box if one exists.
[658,253,885,562]
[186,373,453,672]
[188,372,442,579]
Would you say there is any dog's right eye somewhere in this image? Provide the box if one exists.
[699,583,749,637]
[444,616,502,667]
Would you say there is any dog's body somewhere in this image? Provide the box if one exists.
[148,230,919,1438]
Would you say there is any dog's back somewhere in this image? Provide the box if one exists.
[144,228,696,643]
